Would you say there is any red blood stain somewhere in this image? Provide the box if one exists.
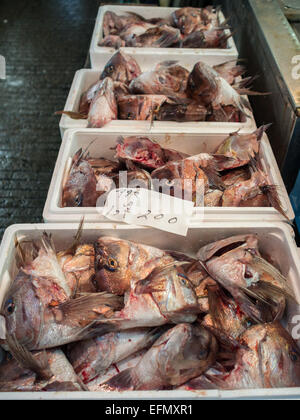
[113,363,120,373]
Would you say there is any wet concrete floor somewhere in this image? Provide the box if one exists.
[0,0,99,238]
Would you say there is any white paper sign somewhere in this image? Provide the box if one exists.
[102,188,195,236]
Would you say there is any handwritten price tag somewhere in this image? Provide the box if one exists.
[102,188,195,236]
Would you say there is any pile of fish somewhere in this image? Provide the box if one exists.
[62,126,287,219]
[57,51,262,127]
[0,229,299,391]
[99,6,232,49]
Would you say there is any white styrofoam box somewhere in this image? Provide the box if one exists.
[58,68,257,137]
[0,221,300,399]
[43,129,294,223]
[89,5,238,68]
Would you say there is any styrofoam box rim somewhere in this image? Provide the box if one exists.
[89,5,238,69]
[43,128,294,223]
[0,221,300,399]
[58,68,258,138]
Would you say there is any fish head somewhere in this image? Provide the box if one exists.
[2,270,43,348]
[240,323,300,387]
[198,235,260,290]
[134,265,199,323]
[172,8,203,35]
[100,51,141,84]
[187,62,219,105]
[116,136,165,170]
[118,95,167,121]
[216,131,260,164]
[94,237,132,295]
[156,323,218,386]
[62,151,98,207]
[103,11,121,37]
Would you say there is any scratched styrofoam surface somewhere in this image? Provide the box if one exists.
[89,5,238,68]
[43,129,294,223]
[0,221,300,399]
[58,67,257,137]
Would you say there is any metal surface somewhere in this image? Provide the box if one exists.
[221,0,300,193]
[249,0,300,113]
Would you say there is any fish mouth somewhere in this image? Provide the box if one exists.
[212,241,246,258]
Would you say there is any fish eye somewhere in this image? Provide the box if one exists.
[5,298,15,316]
[178,273,189,286]
[107,65,114,73]
[75,194,83,207]
[289,350,299,362]
[189,79,196,89]
[106,257,118,272]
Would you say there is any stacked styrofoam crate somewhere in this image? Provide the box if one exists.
[1,5,299,400]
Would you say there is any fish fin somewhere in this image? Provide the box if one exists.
[56,292,124,327]
[154,30,180,48]
[249,282,287,321]
[259,184,291,223]
[232,75,259,90]
[125,11,147,22]
[236,287,274,323]
[55,111,88,120]
[165,250,196,263]
[116,136,124,146]
[203,323,247,351]
[57,217,85,258]
[158,60,179,68]
[200,162,225,191]
[217,32,233,48]
[6,334,52,380]
[203,372,229,389]
[102,367,135,391]
[71,148,84,166]
[239,96,253,113]
[254,123,272,141]
[235,88,271,97]
[14,237,39,268]
[207,285,230,329]
[41,231,57,255]
[247,254,295,299]
[134,262,191,295]
[77,322,117,341]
